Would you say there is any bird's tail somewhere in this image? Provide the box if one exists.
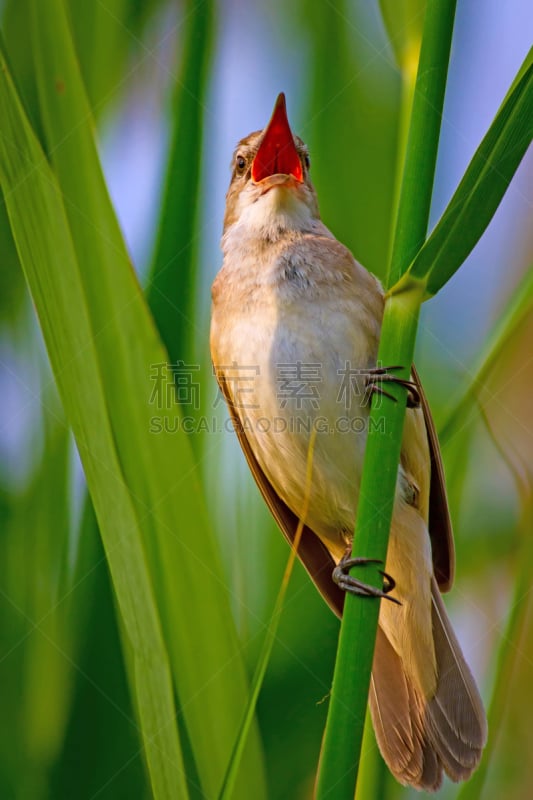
[369,578,487,792]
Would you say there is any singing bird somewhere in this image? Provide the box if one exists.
[210,94,487,791]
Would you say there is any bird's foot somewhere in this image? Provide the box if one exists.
[365,365,420,409]
[332,553,401,604]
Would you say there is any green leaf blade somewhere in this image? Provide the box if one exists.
[0,37,189,800]
[408,58,533,296]
[27,0,267,795]
[148,0,214,364]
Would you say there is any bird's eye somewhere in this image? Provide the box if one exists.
[304,154,311,170]
[235,154,246,172]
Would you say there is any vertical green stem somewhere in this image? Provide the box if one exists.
[315,283,424,797]
[387,0,457,287]
[315,1,457,796]
[387,61,417,279]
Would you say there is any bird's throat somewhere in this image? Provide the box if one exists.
[236,184,314,242]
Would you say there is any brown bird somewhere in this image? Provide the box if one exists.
[210,93,487,791]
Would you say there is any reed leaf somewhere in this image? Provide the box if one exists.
[28,1,265,795]
[401,55,533,296]
[0,42,189,799]
[148,0,214,364]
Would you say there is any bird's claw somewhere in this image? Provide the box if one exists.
[332,556,401,604]
[365,365,421,409]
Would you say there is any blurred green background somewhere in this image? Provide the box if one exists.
[0,1,532,798]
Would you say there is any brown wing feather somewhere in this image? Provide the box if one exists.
[411,365,455,591]
[218,366,453,610]
[217,374,345,618]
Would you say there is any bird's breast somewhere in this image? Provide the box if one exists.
[211,268,380,552]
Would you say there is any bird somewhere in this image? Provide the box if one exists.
[210,93,487,791]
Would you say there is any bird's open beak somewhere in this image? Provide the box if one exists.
[251,93,303,184]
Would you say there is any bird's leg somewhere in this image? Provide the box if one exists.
[332,548,401,604]
[365,365,421,409]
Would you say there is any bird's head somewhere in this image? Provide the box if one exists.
[223,93,320,234]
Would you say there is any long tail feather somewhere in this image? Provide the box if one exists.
[369,581,487,791]
[370,628,443,791]
[426,577,487,778]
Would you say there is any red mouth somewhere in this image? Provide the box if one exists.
[251,93,303,184]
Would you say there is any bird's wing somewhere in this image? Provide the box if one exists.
[216,372,345,618]
[411,365,455,591]
[215,363,454,610]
